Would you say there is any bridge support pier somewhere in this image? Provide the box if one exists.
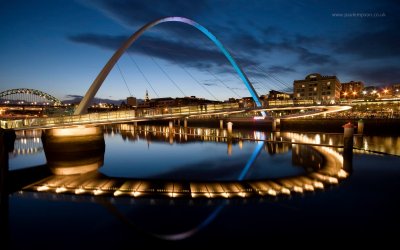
[42,126,105,175]
[343,122,354,174]
[220,120,224,129]
[272,118,280,132]
[184,118,188,128]
[357,119,364,134]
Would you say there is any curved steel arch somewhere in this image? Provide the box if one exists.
[0,88,61,105]
[75,16,263,115]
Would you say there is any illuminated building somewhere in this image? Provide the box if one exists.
[293,73,341,104]
[341,81,364,99]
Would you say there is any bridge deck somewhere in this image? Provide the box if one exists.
[1,104,351,131]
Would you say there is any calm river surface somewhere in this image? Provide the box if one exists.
[4,124,400,247]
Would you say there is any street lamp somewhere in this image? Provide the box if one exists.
[352,91,357,98]
[383,89,389,95]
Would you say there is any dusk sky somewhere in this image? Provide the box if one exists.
[1,0,399,101]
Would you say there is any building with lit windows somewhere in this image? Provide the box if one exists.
[341,81,364,99]
[268,90,292,100]
[293,73,341,104]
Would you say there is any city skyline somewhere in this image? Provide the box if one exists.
[1,0,399,102]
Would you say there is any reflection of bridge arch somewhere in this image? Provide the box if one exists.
[0,88,61,105]
[21,134,349,241]
[15,130,351,241]
[26,135,348,198]
[75,16,263,115]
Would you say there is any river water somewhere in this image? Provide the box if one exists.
[4,124,400,247]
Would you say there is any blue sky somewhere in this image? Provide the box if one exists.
[1,0,399,101]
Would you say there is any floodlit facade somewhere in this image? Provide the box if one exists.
[293,73,341,104]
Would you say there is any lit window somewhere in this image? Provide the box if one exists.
[327,82,330,86]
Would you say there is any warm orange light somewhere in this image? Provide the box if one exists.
[383,89,388,94]
[343,92,348,96]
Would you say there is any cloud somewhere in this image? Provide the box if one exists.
[266,65,295,74]
[294,34,328,47]
[63,94,124,104]
[73,0,399,86]
[68,33,259,70]
[65,94,83,99]
[296,47,336,65]
[82,0,210,30]
[336,29,400,59]
[348,66,400,85]
[335,2,400,59]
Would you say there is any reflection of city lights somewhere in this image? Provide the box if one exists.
[37,185,50,191]
[56,187,67,193]
[281,188,291,195]
[313,181,324,189]
[364,140,369,150]
[337,169,348,178]
[75,188,85,194]
[21,126,352,201]
[94,189,103,195]
[304,184,314,191]
[315,134,321,144]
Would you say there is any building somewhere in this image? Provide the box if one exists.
[126,97,137,107]
[149,97,176,108]
[240,97,256,108]
[293,73,341,104]
[341,81,364,99]
[268,90,292,100]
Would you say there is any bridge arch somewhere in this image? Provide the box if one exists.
[75,16,263,115]
[0,88,61,105]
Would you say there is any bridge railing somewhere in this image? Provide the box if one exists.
[0,103,240,130]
